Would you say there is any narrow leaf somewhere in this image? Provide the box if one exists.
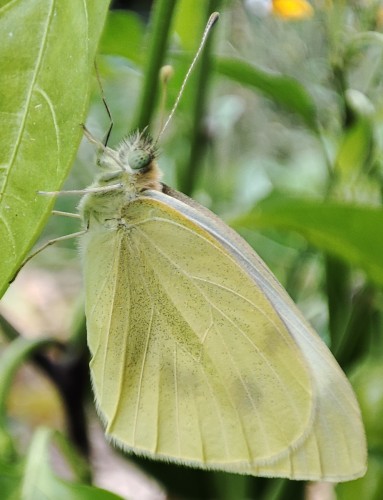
[22,428,122,500]
[214,56,318,130]
[233,195,383,286]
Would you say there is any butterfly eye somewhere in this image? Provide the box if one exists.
[128,149,152,170]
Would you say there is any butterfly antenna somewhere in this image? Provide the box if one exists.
[94,61,114,146]
[156,12,219,143]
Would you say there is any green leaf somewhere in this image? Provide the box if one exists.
[0,0,110,297]
[232,195,383,287]
[22,428,123,500]
[214,56,318,130]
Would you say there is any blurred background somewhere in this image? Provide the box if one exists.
[1,0,383,498]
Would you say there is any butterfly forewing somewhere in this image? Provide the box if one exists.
[83,195,318,472]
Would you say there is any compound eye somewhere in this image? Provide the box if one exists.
[128,149,151,170]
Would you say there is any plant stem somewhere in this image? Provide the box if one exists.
[179,0,221,196]
[134,0,178,131]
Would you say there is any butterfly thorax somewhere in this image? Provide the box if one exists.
[79,131,161,229]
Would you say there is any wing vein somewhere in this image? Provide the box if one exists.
[136,225,310,399]
[129,235,159,451]
[173,344,181,456]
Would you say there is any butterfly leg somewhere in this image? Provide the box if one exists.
[10,227,88,284]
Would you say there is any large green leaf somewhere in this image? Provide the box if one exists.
[232,195,383,286]
[0,0,110,297]
[214,56,318,131]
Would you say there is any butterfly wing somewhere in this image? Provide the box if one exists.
[158,186,367,478]
[82,190,366,481]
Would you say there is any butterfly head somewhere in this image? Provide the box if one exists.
[95,130,162,193]
[119,130,158,173]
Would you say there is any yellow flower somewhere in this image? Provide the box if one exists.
[245,0,314,19]
[272,0,314,19]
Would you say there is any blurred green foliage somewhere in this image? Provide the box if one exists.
[1,0,383,498]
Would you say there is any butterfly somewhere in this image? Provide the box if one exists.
[76,125,366,481]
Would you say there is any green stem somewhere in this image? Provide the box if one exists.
[336,284,380,367]
[325,255,351,354]
[179,0,221,196]
[134,0,178,131]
